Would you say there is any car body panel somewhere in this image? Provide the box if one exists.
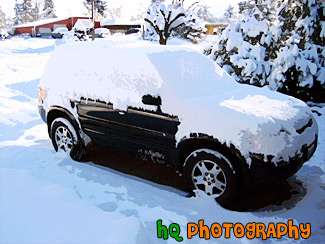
[76,98,180,164]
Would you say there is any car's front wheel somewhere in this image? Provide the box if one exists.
[183,149,238,206]
[50,118,86,161]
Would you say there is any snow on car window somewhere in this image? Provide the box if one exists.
[148,50,237,99]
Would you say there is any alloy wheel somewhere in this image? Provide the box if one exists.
[192,160,227,197]
[55,125,73,152]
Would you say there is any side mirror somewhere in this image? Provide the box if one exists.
[142,94,162,106]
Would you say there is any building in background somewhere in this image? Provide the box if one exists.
[100,19,141,35]
[14,17,100,37]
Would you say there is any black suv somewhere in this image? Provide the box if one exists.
[39,41,318,206]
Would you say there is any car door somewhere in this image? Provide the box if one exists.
[76,97,180,162]
[123,105,180,162]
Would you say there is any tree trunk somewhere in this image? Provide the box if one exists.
[159,38,167,45]
[158,31,167,45]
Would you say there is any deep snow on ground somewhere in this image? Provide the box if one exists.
[0,37,324,244]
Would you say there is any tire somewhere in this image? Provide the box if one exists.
[50,118,86,161]
[183,149,238,206]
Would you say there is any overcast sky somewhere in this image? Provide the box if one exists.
[1,0,242,20]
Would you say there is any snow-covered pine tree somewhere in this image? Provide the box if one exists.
[14,0,34,25]
[172,0,184,8]
[43,0,56,19]
[145,4,185,45]
[0,7,6,29]
[205,0,277,86]
[22,0,34,22]
[270,0,324,102]
[196,4,214,22]
[223,5,237,23]
[84,0,107,18]
[32,0,41,21]
[151,0,166,7]
[106,6,122,19]
[14,1,23,25]
[238,0,259,15]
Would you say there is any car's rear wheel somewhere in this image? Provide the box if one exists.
[50,118,86,161]
[183,149,238,206]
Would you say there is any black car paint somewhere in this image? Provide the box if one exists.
[41,98,318,188]
[76,98,180,167]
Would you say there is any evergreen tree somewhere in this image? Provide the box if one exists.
[23,0,34,22]
[14,0,24,25]
[0,7,6,29]
[106,6,122,19]
[172,0,184,8]
[14,0,34,25]
[84,0,107,18]
[205,0,277,86]
[43,0,56,19]
[270,0,324,101]
[223,5,237,23]
[205,0,324,102]
[32,0,41,21]
[151,0,165,7]
[196,4,214,22]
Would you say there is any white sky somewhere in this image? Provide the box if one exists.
[0,0,242,20]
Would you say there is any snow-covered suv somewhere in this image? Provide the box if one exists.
[38,41,318,206]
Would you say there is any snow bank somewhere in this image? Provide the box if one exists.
[0,167,145,244]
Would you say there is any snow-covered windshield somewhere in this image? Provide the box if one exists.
[148,50,238,99]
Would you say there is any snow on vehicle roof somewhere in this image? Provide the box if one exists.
[40,40,316,163]
[40,40,237,111]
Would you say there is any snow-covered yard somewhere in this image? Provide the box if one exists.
[0,37,324,244]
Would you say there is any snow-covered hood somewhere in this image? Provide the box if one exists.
[159,83,318,163]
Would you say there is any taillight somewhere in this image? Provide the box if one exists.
[39,87,47,103]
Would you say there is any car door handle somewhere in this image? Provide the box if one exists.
[118,111,125,115]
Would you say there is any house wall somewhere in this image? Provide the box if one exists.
[14,26,32,35]
[15,17,101,36]
[35,19,71,34]
[205,24,228,35]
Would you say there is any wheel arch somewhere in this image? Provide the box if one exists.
[46,106,80,139]
[177,136,249,185]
